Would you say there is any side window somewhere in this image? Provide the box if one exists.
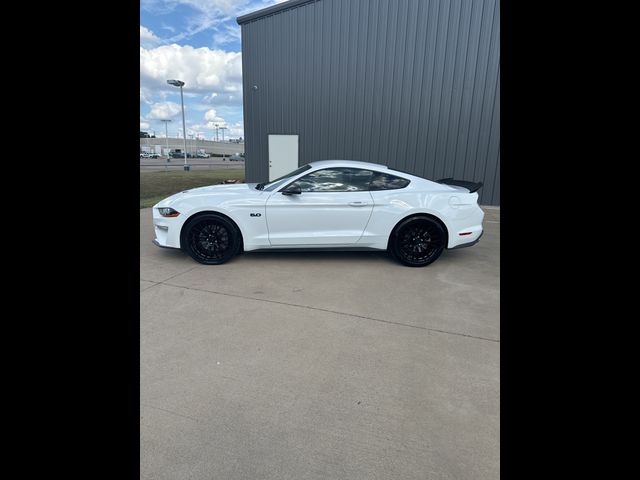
[369,172,411,191]
[295,168,374,192]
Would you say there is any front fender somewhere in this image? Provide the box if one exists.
[172,194,270,250]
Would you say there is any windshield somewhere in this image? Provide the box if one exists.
[257,164,312,191]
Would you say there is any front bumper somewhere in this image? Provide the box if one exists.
[152,207,183,249]
[152,239,180,250]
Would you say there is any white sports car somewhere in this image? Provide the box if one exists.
[152,160,484,267]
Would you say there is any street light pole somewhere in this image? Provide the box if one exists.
[167,79,189,171]
[215,123,219,142]
[220,126,227,141]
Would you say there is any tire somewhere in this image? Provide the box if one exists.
[389,216,446,267]
[181,214,241,265]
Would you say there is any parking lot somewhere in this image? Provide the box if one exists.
[140,207,500,479]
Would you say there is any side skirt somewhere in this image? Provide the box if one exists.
[247,246,385,253]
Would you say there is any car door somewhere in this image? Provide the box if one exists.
[265,168,375,245]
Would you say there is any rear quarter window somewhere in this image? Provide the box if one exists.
[369,172,411,190]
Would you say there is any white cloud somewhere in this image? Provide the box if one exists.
[147,1,242,44]
[141,1,286,45]
[187,109,244,139]
[140,87,154,105]
[140,121,150,130]
[147,102,183,120]
[212,23,241,46]
[236,0,290,16]
[204,108,225,123]
[200,92,240,107]
[186,122,243,140]
[140,44,242,100]
[142,0,285,15]
[140,26,161,48]
[188,123,213,135]
[226,121,244,138]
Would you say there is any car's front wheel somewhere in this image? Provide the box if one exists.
[389,216,446,267]
[181,214,241,265]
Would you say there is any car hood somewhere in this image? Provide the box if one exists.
[155,183,261,207]
[186,183,256,194]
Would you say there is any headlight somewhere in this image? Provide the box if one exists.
[158,207,180,217]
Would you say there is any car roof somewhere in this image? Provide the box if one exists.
[307,160,390,171]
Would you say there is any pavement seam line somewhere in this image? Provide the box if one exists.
[139,282,161,292]
[139,266,201,289]
[159,265,201,283]
[159,281,500,343]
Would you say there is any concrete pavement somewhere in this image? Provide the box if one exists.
[140,207,500,479]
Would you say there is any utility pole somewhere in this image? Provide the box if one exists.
[220,126,227,141]
[161,119,171,163]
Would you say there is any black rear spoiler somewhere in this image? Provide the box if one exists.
[436,178,483,193]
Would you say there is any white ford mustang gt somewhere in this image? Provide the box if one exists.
[152,160,484,267]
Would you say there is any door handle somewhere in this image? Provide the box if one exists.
[348,201,368,207]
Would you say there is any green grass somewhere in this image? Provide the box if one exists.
[140,169,245,208]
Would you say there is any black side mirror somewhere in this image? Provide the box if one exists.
[281,183,302,195]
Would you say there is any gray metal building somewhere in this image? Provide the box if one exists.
[237,0,500,205]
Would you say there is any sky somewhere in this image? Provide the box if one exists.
[140,0,287,141]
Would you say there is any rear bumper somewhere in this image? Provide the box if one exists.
[448,230,483,250]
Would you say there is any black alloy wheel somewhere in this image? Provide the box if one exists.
[390,216,446,267]
[181,214,240,265]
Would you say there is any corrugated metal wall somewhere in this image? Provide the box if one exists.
[240,0,500,205]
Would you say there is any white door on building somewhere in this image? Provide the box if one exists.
[268,134,299,181]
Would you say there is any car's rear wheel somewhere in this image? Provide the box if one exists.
[181,214,241,265]
[389,216,446,267]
